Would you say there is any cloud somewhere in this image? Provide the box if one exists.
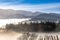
[0,3,60,13]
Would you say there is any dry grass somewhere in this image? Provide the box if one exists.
[0,30,60,40]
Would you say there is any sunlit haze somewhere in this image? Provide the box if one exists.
[0,19,30,28]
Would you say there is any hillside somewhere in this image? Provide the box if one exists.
[0,9,42,19]
[0,9,60,19]
[31,13,60,21]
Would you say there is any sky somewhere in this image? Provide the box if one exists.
[0,0,60,13]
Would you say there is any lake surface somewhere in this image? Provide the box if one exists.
[0,18,30,28]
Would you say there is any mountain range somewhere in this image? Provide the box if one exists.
[0,9,60,21]
[31,13,60,21]
[0,9,43,19]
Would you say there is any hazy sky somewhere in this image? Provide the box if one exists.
[0,0,60,13]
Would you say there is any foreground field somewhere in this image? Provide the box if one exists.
[0,30,60,40]
[0,30,22,40]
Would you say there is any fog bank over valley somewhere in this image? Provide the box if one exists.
[0,18,30,28]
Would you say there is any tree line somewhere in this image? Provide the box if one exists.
[5,21,57,32]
